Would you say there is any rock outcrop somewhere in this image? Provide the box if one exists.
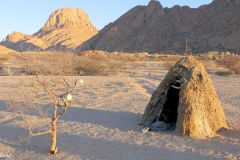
[142,56,227,138]
[1,8,98,52]
[78,0,240,54]
[2,32,47,51]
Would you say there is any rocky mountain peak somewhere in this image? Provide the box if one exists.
[42,8,95,30]
[145,0,164,18]
[6,32,27,42]
[1,8,98,51]
[147,0,163,9]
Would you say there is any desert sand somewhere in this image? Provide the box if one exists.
[0,61,239,160]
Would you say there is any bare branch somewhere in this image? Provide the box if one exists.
[73,78,80,87]
[58,78,80,98]
[63,77,70,88]
[46,89,57,99]
[56,99,68,119]
[35,74,45,86]
[24,119,52,137]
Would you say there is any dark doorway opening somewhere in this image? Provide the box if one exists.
[159,82,181,130]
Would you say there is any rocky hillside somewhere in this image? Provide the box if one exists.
[78,0,240,54]
[1,8,98,51]
[0,45,15,54]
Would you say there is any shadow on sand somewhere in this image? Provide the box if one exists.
[62,107,142,132]
[0,100,143,132]
[217,127,240,139]
[0,124,221,160]
[1,100,239,159]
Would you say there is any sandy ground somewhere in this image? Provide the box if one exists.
[0,62,239,160]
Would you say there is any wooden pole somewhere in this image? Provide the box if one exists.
[185,38,188,56]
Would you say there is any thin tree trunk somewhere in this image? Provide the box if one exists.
[49,118,57,154]
[49,103,58,154]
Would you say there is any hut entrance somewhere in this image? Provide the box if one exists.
[159,82,181,129]
[149,81,181,132]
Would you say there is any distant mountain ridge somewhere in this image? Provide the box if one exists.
[77,0,240,54]
[1,8,98,52]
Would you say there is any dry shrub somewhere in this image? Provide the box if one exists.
[215,71,233,76]
[0,59,3,68]
[0,57,8,62]
[219,55,240,74]
[110,53,139,62]
[196,57,215,73]
[81,50,145,62]
[157,55,181,69]
[74,56,122,75]
[203,51,220,60]
[19,52,126,76]
[0,56,9,68]
[0,55,10,69]
[80,50,109,61]
[231,63,240,74]
[21,53,76,75]
[14,51,186,76]
[81,51,185,63]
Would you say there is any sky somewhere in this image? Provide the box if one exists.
[0,0,213,40]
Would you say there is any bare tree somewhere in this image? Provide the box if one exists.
[22,75,83,154]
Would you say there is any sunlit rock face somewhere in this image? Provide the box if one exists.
[1,8,98,52]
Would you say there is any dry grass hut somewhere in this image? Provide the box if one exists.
[142,56,227,139]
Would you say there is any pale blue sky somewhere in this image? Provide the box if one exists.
[0,0,213,40]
